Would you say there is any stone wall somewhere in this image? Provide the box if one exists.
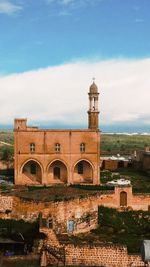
[43,243,145,267]
[0,195,99,233]
[10,195,99,234]
[0,185,150,232]
[0,196,13,212]
[132,193,150,210]
[65,244,145,267]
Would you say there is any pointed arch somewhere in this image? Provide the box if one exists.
[73,159,94,184]
[20,158,43,173]
[47,159,68,184]
[21,159,43,184]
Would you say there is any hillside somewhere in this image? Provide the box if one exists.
[101,134,150,155]
[0,131,14,145]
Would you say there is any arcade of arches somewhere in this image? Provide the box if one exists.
[21,159,94,184]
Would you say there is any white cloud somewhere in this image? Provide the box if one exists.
[0,0,22,15]
[0,58,150,128]
[46,0,103,9]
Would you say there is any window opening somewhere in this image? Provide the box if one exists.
[55,143,61,152]
[80,143,85,152]
[30,143,35,153]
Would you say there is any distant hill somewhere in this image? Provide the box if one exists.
[0,123,150,133]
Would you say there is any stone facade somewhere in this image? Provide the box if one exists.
[14,82,100,185]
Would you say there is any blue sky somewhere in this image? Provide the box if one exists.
[0,0,150,73]
[0,0,150,132]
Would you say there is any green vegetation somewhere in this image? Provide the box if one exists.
[28,184,114,192]
[70,184,114,191]
[0,146,14,162]
[0,131,13,144]
[101,134,150,154]
[0,183,13,193]
[0,131,14,164]
[0,219,39,240]
[12,185,108,202]
[73,206,150,253]
[95,206,150,253]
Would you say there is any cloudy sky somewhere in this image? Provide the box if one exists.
[0,0,150,132]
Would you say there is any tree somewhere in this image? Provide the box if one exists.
[0,145,14,162]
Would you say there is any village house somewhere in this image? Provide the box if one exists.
[132,147,150,176]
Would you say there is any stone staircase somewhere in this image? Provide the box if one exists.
[40,227,60,247]
[22,173,40,185]
[40,227,65,266]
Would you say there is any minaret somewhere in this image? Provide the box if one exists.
[88,80,99,130]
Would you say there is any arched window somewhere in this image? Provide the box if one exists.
[80,143,85,152]
[55,143,61,152]
[30,143,35,153]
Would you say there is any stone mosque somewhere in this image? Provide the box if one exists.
[14,82,100,185]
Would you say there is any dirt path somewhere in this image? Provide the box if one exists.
[0,141,13,147]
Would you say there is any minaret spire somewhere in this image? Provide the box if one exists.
[87,80,99,130]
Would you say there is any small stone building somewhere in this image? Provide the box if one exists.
[133,147,150,176]
[14,82,100,185]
